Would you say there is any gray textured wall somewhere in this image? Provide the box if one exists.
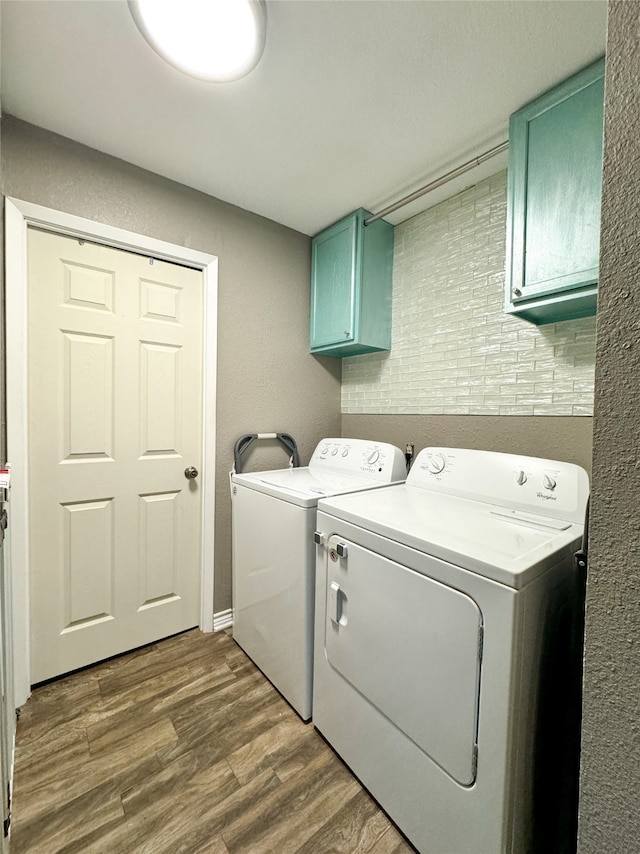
[1,117,342,612]
[342,414,593,475]
[578,2,640,851]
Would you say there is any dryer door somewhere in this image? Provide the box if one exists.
[323,536,483,786]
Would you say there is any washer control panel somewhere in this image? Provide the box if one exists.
[410,447,589,524]
[310,438,406,483]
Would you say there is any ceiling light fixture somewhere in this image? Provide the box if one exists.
[129,0,267,83]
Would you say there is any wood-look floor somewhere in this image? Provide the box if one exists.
[10,628,417,854]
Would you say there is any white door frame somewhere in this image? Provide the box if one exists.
[5,197,218,706]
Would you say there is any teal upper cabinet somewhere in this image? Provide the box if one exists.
[505,58,605,324]
[310,208,394,357]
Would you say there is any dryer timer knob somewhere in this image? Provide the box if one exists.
[428,454,446,474]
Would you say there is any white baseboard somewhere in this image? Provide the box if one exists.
[213,608,233,632]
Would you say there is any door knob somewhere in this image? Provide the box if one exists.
[184,466,199,480]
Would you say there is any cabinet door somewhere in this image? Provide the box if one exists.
[310,215,358,349]
[506,58,604,323]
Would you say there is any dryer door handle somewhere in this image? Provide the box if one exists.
[329,581,348,627]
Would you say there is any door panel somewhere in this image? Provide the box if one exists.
[323,536,483,786]
[28,229,203,683]
[139,341,182,455]
[63,331,114,459]
[138,491,180,605]
[61,498,114,628]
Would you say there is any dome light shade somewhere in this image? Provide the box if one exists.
[129,0,267,82]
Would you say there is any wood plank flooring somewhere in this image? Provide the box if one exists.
[10,629,416,854]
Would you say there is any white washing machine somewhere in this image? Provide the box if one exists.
[231,438,406,721]
[313,447,589,854]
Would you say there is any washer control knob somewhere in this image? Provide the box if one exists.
[543,474,557,491]
[515,470,527,486]
[321,445,328,455]
[341,448,349,457]
[428,454,446,474]
[331,446,338,456]
[367,449,380,465]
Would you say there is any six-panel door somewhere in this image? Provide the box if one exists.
[28,229,203,683]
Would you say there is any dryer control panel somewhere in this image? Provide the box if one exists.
[310,438,406,483]
[410,447,589,525]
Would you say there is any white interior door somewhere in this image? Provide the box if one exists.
[27,228,203,683]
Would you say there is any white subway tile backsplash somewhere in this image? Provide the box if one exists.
[342,171,595,416]
[499,405,536,415]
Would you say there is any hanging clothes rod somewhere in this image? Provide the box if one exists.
[364,139,509,226]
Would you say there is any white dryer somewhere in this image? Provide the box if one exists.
[231,438,406,721]
[313,447,589,854]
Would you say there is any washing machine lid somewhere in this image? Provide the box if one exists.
[232,467,402,508]
[318,486,584,589]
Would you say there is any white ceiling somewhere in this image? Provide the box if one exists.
[1,0,607,236]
